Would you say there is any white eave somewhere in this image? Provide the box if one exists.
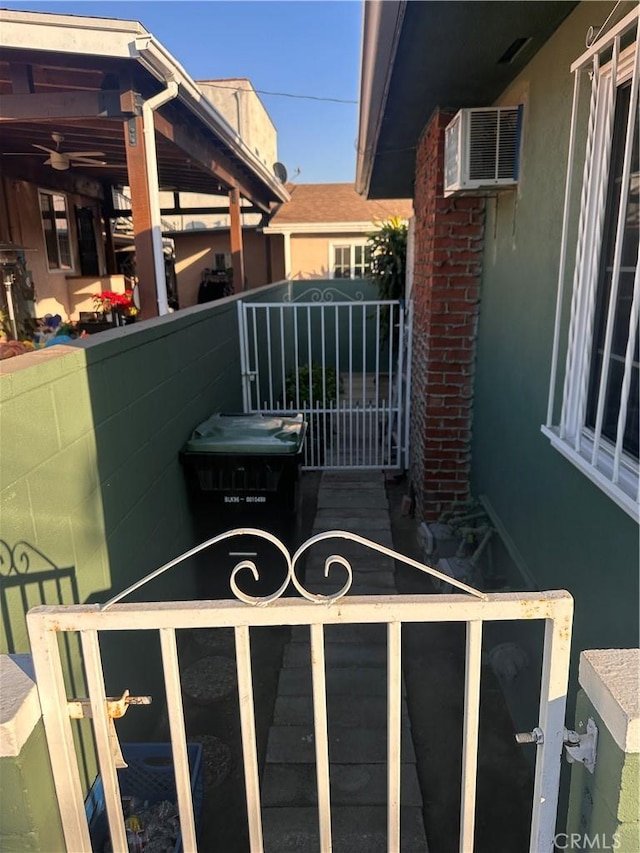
[0,9,289,204]
[263,221,380,236]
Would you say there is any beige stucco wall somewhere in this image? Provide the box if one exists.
[198,79,277,171]
[3,176,106,320]
[289,233,369,279]
[173,229,270,305]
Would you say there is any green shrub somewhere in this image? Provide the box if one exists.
[285,363,338,406]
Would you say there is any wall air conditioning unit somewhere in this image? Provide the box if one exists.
[444,106,523,197]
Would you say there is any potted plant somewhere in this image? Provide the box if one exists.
[93,290,138,326]
[285,363,339,464]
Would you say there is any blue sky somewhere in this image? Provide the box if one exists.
[1,1,363,183]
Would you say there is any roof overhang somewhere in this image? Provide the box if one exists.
[0,9,289,211]
[263,221,383,235]
[356,0,578,199]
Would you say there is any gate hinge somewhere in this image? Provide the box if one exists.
[563,717,598,773]
[68,689,152,769]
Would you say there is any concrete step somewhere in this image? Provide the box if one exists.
[277,666,405,698]
[273,695,409,728]
[317,490,389,510]
[311,527,394,548]
[321,472,386,484]
[290,624,387,645]
[262,762,422,806]
[262,805,428,853]
[283,641,387,668]
[305,552,394,574]
[266,725,416,764]
[304,567,395,589]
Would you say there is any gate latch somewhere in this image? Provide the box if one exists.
[68,689,152,768]
[563,717,598,773]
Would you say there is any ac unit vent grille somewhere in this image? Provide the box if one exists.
[468,108,520,181]
[443,106,522,196]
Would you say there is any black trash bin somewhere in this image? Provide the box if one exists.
[180,413,307,514]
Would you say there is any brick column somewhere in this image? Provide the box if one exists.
[410,109,485,522]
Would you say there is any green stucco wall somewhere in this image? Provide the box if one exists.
[1,296,243,654]
[566,690,640,852]
[0,723,64,852]
[470,1,639,702]
[0,293,246,850]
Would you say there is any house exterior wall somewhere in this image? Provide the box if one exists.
[198,79,277,171]
[469,1,639,662]
[288,233,372,280]
[270,233,286,282]
[3,176,106,320]
[410,110,484,521]
[173,229,270,304]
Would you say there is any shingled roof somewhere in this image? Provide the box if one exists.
[268,183,412,226]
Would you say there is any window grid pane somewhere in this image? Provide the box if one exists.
[585,80,640,460]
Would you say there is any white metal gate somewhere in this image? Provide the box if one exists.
[237,292,412,469]
[27,530,573,853]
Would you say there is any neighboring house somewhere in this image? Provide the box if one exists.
[263,182,412,279]
[0,10,287,328]
[357,0,639,721]
[169,182,412,304]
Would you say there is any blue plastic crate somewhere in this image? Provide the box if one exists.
[85,742,203,852]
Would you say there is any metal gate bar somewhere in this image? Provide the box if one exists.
[27,530,573,853]
[238,299,409,469]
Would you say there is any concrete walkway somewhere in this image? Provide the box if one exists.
[261,471,428,852]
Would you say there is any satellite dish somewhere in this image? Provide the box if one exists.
[273,162,288,183]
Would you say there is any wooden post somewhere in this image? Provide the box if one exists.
[102,216,117,277]
[229,187,245,292]
[123,115,158,317]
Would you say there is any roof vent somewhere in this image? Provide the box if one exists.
[444,106,523,197]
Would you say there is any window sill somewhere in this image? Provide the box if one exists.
[541,426,639,522]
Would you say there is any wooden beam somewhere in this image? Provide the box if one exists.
[111,205,260,217]
[0,157,104,198]
[0,90,138,122]
[102,198,118,276]
[123,116,158,318]
[9,63,34,94]
[229,187,245,293]
[153,110,272,212]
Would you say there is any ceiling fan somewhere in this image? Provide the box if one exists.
[32,132,107,171]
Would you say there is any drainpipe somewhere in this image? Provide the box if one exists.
[139,77,178,315]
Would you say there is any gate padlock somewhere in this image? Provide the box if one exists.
[68,689,152,768]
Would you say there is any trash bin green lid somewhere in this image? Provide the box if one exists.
[184,413,307,455]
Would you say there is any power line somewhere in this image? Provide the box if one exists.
[200,81,357,105]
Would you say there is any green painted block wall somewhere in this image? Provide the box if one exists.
[470,1,639,705]
[0,295,244,850]
[566,690,639,851]
[0,723,65,852]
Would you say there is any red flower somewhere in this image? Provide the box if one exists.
[93,290,136,314]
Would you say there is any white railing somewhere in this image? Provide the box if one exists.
[27,530,573,853]
[238,298,409,469]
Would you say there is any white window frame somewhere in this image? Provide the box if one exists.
[329,240,371,279]
[38,189,74,273]
[543,10,639,522]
